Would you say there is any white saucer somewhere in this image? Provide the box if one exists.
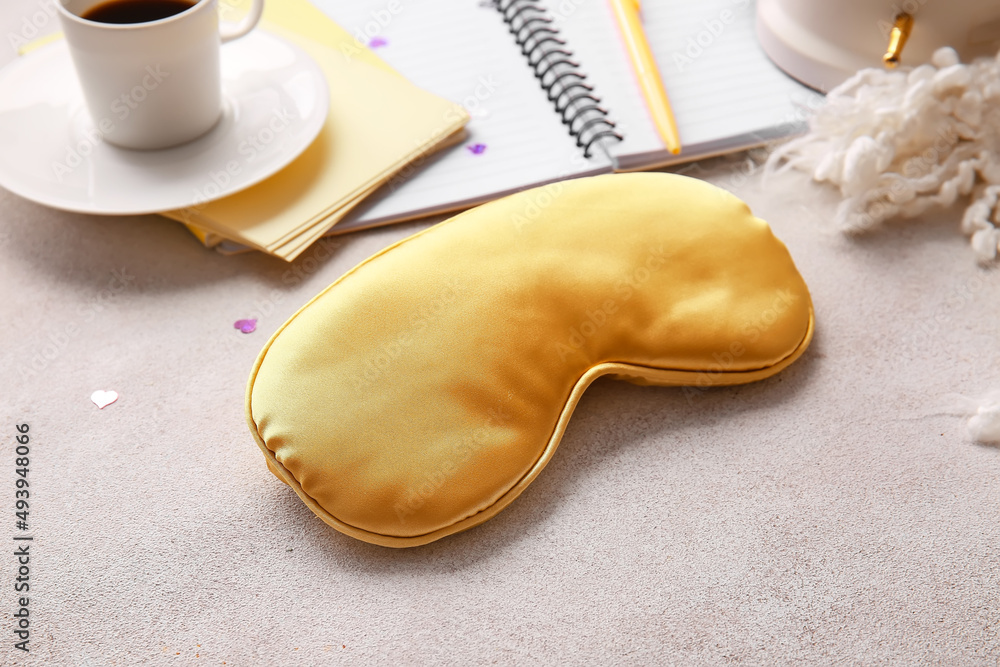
[0,30,329,215]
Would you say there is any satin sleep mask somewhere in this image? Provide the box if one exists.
[246,173,814,548]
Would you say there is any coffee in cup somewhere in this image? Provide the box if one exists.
[56,0,265,150]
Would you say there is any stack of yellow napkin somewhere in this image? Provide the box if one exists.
[161,0,469,261]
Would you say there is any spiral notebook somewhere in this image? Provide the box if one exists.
[301,0,819,237]
[204,0,820,251]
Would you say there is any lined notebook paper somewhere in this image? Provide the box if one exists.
[273,0,820,236]
[555,0,821,169]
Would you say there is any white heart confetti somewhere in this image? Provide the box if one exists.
[90,390,118,409]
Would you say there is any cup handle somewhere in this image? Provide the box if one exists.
[219,0,265,44]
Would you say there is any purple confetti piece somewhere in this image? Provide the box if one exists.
[467,143,487,155]
[368,36,388,49]
[234,319,257,334]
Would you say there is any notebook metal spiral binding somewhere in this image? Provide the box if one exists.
[492,0,623,159]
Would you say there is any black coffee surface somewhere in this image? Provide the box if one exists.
[81,0,197,24]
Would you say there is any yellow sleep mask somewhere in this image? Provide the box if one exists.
[246,173,814,548]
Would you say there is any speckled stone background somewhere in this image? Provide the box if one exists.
[2,2,999,663]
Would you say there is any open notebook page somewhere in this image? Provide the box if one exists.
[313,0,612,230]
[553,0,821,170]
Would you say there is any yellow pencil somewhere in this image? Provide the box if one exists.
[608,0,681,154]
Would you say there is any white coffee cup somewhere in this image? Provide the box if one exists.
[56,0,265,150]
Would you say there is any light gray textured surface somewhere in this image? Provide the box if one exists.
[2,149,999,666]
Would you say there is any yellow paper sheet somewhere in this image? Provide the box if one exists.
[162,0,469,257]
